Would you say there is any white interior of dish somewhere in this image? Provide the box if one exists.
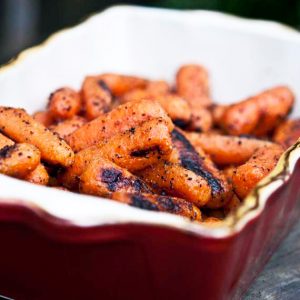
[0,6,300,237]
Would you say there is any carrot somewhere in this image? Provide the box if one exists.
[0,132,14,149]
[111,192,202,221]
[232,144,284,198]
[138,161,212,207]
[81,76,112,120]
[33,111,54,127]
[176,64,211,107]
[170,128,232,208]
[60,118,173,189]
[218,86,294,136]
[122,90,192,128]
[273,118,300,149]
[98,73,148,96]
[48,87,81,120]
[66,99,174,152]
[0,107,74,166]
[186,106,212,132]
[59,145,100,190]
[49,116,86,139]
[97,118,173,172]
[186,132,274,165]
[79,156,152,197]
[224,193,240,215]
[24,163,49,185]
[0,143,41,178]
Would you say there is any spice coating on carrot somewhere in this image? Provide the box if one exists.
[232,144,284,199]
[66,99,173,152]
[0,143,41,178]
[218,86,294,136]
[273,118,300,149]
[79,157,152,197]
[0,107,74,166]
[48,87,81,120]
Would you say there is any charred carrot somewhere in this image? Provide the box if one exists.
[111,192,201,221]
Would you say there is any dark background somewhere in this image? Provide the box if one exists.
[0,0,300,64]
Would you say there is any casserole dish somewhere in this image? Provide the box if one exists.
[0,6,300,300]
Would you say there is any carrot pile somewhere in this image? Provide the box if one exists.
[0,64,299,223]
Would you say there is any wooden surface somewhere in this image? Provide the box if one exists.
[245,221,300,300]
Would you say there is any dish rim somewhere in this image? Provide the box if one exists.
[0,5,300,239]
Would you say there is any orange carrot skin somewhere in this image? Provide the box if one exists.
[232,144,284,199]
[33,111,54,127]
[81,76,112,120]
[25,163,49,185]
[98,118,173,172]
[219,86,294,136]
[60,118,173,189]
[48,87,81,120]
[79,157,152,197]
[122,91,192,127]
[186,132,274,166]
[0,143,41,178]
[0,107,74,166]
[98,73,148,97]
[176,64,211,107]
[49,116,86,139]
[0,132,14,149]
[170,128,232,208]
[66,99,174,152]
[273,118,300,149]
[138,161,212,207]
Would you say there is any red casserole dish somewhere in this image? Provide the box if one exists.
[0,6,300,300]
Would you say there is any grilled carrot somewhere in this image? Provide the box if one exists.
[138,161,212,207]
[66,99,173,152]
[0,143,41,178]
[33,111,54,127]
[170,128,232,208]
[0,132,14,149]
[60,118,173,189]
[186,132,274,165]
[273,118,300,149]
[24,163,49,185]
[218,86,294,136]
[0,107,74,166]
[176,64,211,107]
[146,80,170,95]
[49,116,86,139]
[97,118,173,172]
[48,87,81,120]
[81,76,112,120]
[224,193,240,215]
[111,192,202,221]
[79,157,152,197]
[232,144,284,198]
[186,106,212,132]
[122,90,191,128]
[97,73,148,96]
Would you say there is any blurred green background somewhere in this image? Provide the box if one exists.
[0,0,299,64]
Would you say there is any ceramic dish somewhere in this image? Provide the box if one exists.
[0,6,300,300]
